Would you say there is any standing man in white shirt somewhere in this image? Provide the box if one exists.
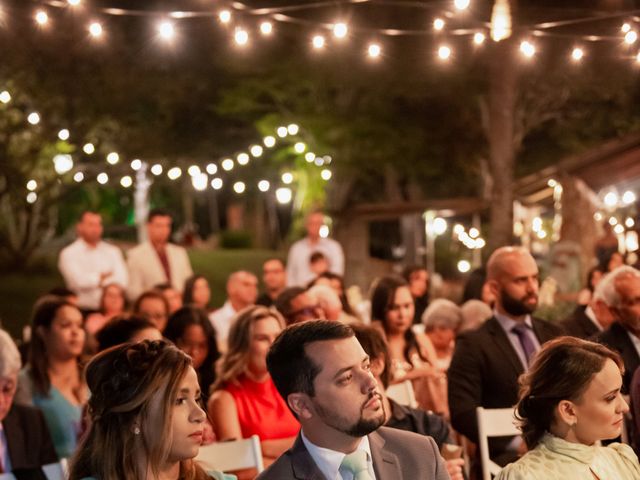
[126,208,193,302]
[58,211,128,312]
[286,211,345,287]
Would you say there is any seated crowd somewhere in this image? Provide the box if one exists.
[2,210,640,479]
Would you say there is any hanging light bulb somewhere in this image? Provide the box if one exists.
[490,0,511,41]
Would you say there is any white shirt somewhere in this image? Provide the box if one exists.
[0,423,11,473]
[209,301,238,351]
[58,238,128,310]
[584,306,604,332]
[300,430,376,480]
[286,237,345,287]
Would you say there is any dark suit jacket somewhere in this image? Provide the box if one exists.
[3,403,58,470]
[595,322,640,393]
[561,306,599,340]
[448,316,562,461]
[256,426,449,480]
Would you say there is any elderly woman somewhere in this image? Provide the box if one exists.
[421,299,463,371]
[497,336,640,479]
[0,328,58,472]
[307,284,358,324]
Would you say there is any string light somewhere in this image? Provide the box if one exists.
[150,164,163,175]
[120,175,132,187]
[88,22,103,38]
[473,32,485,45]
[73,172,84,182]
[192,173,208,191]
[321,169,332,180]
[433,18,445,31]
[35,10,48,26]
[233,181,246,193]
[58,129,70,140]
[287,124,299,135]
[626,217,635,228]
[187,165,201,176]
[625,30,638,45]
[294,142,306,153]
[314,157,324,166]
[570,47,584,61]
[305,152,315,162]
[27,112,40,125]
[96,172,108,184]
[218,10,231,24]
[312,35,325,49]
[130,159,142,171]
[276,187,292,204]
[490,0,511,41]
[26,180,37,191]
[221,158,234,171]
[0,91,11,104]
[367,43,381,58]
[454,0,471,10]
[26,192,37,204]
[282,172,293,184]
[263,136,276,147]
[67,0,81,6]
[520,40,536,58]
[234,28,249,46]
[250,145,263,157]
[211,177,223,190]
[158,21,175,40]
[83,143,95,154]
[258,180,270,192]
[237,153,250,165]
[167,167,182,180]
[333,23,348,39]
[604,191,618,207]
[623,190,636,204]
[260,21,273,35]
[106,152,119,164]
[277,126,288,138]
[438,45,451,60]
[622,23,632,33]
[206,163,217,174]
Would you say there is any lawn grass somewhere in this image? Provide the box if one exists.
[0,248,283,339]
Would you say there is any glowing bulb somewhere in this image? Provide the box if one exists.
[58,129,70,141]
[53,154,73,174]
[221,159,234,171]
[83,143,95,155]
[457,260,471,273]
[277,126,288,138]
[622,23,632,33]
[233,181,246,194]
[0,91,11,104]
[433,18,445,31]
[537,230,547,239]
[547,179,557,187]
[192,173,208,191]
[237,153,249,165]
[276,187,292,204]
[319,225,329,238]
[234,28,248,46]
[151,164,163,176]
[219,10,231,24]
[368,43,381,58]
[333,23,348,38]
[167,167,182,180]
[120,176,133,188]
[532,217,543,232]
[520,40,536,58]
[433,217,448,235]
[314,157,324,166]
[250,145,263,157]
[158,21,175,40]
[469,227,480,238]
[623,191,636,205]
[282,172,293,184]
[626,217,635,228]
[305,152,316,163]
[294,142,306,153]
[264,136,276,147]
[438,45,451,60]
[106,152,119,165]
[312,35,325,49]
[625,30,638,44]
[473,32,485,45]
[35,10,48,26]
[490,0,511,41]
[453,224,464,235]
[211,177,223,190]
[260,22,273,35]
[614,224,625,234]
[321,169,332,181]
[26,180,37,191]
[67,0,80,6]
[73,172,84,182]
[258,180,270,192]
[96,172,109,184]
[206,163,217,175]
[287,124,299,135]
[571,47,584,61]
[26,192,37,204]
[188,165,201,177]
[454,0,470,10]
[89,22,103,37]
[27,112,40,125]
[604,192,619,207]
[130,159,142,171]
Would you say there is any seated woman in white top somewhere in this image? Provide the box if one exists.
[497,336,640,480]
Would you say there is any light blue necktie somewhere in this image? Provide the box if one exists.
[340,450,373,480]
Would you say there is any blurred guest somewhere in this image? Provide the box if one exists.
[257,259,287,308]
[155,283,183,314]
[596,223,621,271]
[127,208,193,301]
[575,266,604,306]
[133,290,170,333]
[58,211,128,312]
[95,316,162,352]
[15,296,87,458]
[183,275,212,311]
[307,284,356,324]
[84,283,127,337]
[402,265,430,324]
[370,275,446,416]
[607,251,626,272]
[497,337,639,479]
[308,251,330,277]
[286,210,344,287]
[459,299,493,333]
[69,340,235,480]
[209,271,258,351]
[274,287,323,326]
[461,267,495,307]
[422,299,463,371]
[209,306,299,466]
[0,328,58,473]
[309,271,358,318]
[47,287,79,306]
[164,306,220,401]
[352,324,465,480]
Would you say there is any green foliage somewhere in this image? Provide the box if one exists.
[219,230,253,249]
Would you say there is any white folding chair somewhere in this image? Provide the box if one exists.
[476,407,521,480]
[42,458,68,480]
[386,379,418,408]
[196,435,264,474]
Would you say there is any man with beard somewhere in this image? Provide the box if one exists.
[258,320,449,480]
[448,246,561,468]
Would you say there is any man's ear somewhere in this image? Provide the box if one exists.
[288,393,314,420]
[486,279,500,298]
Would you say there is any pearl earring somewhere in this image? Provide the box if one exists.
[134,426,141,435]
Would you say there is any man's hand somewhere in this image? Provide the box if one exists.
[444,458,465,480]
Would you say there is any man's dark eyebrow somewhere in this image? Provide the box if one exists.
[331,355,370,380]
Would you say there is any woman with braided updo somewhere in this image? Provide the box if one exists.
[69,340,235,480]
[497,336,640,480]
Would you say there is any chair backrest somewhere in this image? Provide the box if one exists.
[386,380,418,409]
[476,407,521,480]
[0,459,68,480]
[196,435,264,474]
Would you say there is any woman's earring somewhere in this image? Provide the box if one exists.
[133,425,141,435]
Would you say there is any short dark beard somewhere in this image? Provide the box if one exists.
[313,393,385,438]
[501,288,537,317]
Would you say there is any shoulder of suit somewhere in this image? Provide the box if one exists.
[375,425,435,446]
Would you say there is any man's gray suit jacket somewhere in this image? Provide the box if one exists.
[256,426,450,480]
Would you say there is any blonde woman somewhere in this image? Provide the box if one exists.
[208,306,299,467]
